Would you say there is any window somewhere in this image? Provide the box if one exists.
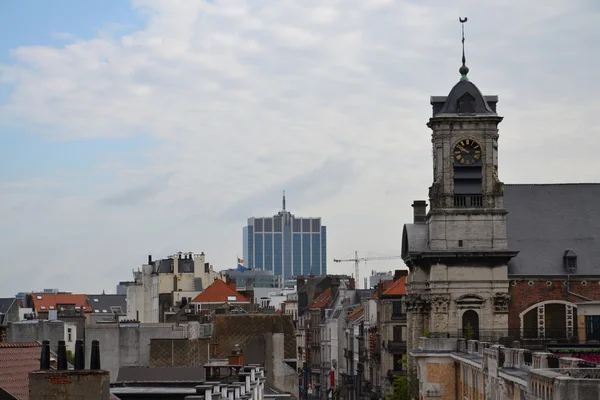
[93,298,99,303]
[68,328,72,342]
[36,295,43,300]
[49,306,55,310]
[110,306,123,315]
[40,306,46,310]
[264,218,273,232]
[392,301,403,318]
[393,325,403,341]
[393,354,403,371]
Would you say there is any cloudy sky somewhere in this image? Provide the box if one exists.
[0,0,598,296]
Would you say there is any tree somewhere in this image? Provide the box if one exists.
[387,355,419,400]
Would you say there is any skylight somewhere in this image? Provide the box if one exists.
[93,299,99,303]
[94,310,99,313]
[102,309,107,313]
[40,306,46,310]
[36,295,42,300]
[49,306,55,310]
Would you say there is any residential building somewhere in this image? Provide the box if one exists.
[189,278,251,313]
[243,193,327,280]
[87,294,127,324]
[125,252,221,323]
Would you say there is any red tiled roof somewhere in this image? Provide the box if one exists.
[309,287,332,309]
[191,279,250,304]
[348,306,364,319]
[30,293,92,313]
[0,342,41,400]
[381,276,407,296]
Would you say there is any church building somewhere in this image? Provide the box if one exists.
[401,19,600,397]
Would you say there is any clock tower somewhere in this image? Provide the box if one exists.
[402,20,518,350]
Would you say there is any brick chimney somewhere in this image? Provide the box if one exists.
[348,278,355,289]
[330,276,340,301]
[30,340,110,399]
[412,200,428,223]
[394,269,408,282]
[228,343,244,366]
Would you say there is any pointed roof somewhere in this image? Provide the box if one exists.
[191,279,250,304]
[308,287,332,309]
[381,276,407,297]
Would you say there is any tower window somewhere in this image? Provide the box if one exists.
[458,240,464,248]
[457,93,476,114]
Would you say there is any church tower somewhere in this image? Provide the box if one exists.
[402,19,518,349]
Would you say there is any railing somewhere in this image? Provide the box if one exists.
[387,340,407,354]
[437,329,579,346]
[453,195,483,207]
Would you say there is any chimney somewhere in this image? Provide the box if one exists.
[412,200,428,223]
[348,278,355,289]
[40,340,50,370]
[31,339,110,399]
[148,254,152,264]
[90,340,101,370]
[57,340,68,370]
[394,269,408,282]
[307,277,316,305]
[74,339,85,370]
[297,275,305,288]
[330,276,340,301]
[228,343,244,366]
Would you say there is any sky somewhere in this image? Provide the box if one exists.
[0,0,599,297]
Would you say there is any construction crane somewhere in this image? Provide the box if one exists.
[333,251,404,289]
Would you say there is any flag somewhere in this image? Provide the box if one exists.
[237,264,246,272]
[237,257,244,264]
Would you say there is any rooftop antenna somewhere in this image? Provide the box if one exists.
[282,190,286,211]
[459,17,469,81]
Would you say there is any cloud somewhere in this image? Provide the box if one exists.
[0,0,598,295]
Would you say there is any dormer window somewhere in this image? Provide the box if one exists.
[564,249,577,273]
[457,92,476,114]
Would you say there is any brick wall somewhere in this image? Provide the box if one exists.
[508,279,600,331]
[426,362,456,400]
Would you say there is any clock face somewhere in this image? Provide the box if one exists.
[454,139,482,166]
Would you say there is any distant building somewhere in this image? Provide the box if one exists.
[220,268,282,289]
[368,270,394,290]
[243,193,327,280]
[126,252,221,323]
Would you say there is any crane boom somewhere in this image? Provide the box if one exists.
[333,252,404,289]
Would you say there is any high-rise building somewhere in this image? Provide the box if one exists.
[243,193,327,280]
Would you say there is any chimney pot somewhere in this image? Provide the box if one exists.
[148,254,152,264]
[412,200,428,223]
[40,340,50,370]
[57,340,68,370]
[74,339,85,370]
[90,340,101,370]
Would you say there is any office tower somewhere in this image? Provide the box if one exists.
[243,193,327,280]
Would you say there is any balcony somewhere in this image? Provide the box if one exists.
[391,313,406,322]
[387,340,407,354]
[453,194,483,207]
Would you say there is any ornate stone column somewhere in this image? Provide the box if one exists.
[430,294,451,335]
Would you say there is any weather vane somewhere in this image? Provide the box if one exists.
[459,17,469,81]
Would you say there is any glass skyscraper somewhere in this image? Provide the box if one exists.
[243,194,327,280]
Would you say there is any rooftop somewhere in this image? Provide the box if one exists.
[0,342,41,400]
[191,279,250,304]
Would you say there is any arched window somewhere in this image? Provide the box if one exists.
[519,301,577,340]
[462,310,480,340]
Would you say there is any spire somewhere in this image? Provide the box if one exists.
[282,190,286,211]
[459,17,469,81]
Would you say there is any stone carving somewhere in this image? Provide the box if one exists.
[405,294,431,313]
[431,294,451,314]
[484,373,492,399]
[566,304,574,339]
[498,378,513,400]
[538,304,545,339]
[492,293,510,313]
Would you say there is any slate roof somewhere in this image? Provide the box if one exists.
[402,183,600,277]
[191,279,250,304]
[504,184,600,276]
[87,294,126,315]
[30,293,92,313]
[116,366,205,383]
[0,342,41,400]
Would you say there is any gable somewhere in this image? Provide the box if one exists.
[191,279,250,304]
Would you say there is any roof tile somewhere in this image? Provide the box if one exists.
[308,288,332,309]
[381,276,407,296]
[30,293,92,313]
[191,279,249,304]
[0,343,41,400]
[348,306,364,319]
